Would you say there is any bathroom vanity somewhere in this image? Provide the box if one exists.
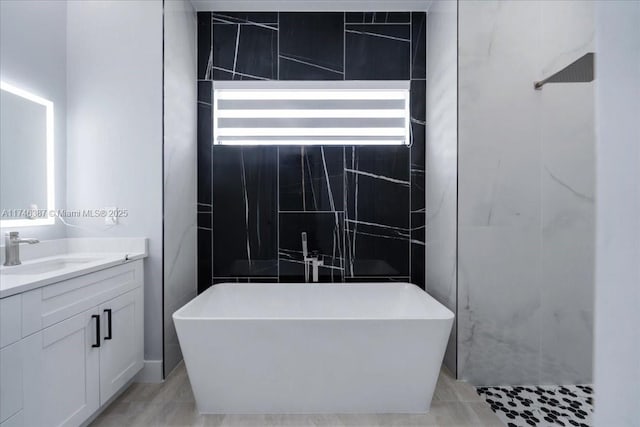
[0,238,147,427]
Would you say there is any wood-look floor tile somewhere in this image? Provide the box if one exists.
[91,365,503,427]
[438,367,485,403]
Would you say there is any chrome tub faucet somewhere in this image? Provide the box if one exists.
[301,232,324,283]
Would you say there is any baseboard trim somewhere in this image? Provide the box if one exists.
[135,359,164,383]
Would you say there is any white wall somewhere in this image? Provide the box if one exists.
[163,0,198,377]
[593,2,640,425]
[65,1,164,372]
[0,0,67,240]
[458,0,595,385]
[425,0,458,376]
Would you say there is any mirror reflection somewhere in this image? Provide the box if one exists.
[0,81,54,224]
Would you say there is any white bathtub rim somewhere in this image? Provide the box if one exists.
[172,282,455,321]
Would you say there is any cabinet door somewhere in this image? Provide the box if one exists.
[0,341,22,424]
[99,287,143,405]
[22,309,100,427]
[0,294,21,349]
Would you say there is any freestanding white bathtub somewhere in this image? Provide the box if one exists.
[173,283,453,414]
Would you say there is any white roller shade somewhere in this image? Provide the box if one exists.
[212,81,411,146]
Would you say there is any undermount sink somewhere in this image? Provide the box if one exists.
[0,237,148,298]
[1,257,100,275]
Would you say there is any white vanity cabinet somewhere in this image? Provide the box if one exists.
[21,308,101,427]
[98,287,144,406]
[0,260,144,427]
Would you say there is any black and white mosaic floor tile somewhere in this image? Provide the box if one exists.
[477,385,594,427]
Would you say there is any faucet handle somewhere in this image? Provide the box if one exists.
[301,232,308,258]
[8,231,19,239]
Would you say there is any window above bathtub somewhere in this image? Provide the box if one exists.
[212,81,411,146]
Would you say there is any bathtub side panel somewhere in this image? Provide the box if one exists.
[174,317,453,414]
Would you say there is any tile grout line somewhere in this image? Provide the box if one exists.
[343,11,347,282]
[209,60,214,291]
[409,11,413,284]
[276,12,280,282]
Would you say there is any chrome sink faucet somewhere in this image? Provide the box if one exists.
[301,232,324,283]
[3,232,39,266]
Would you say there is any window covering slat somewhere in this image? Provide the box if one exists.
[213,81,411,146]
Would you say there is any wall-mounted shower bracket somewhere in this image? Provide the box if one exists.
[534,52,595,90]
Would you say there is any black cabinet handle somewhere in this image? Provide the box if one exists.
[92,314,101,348]
[104,309,113,340]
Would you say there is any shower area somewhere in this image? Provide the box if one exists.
[429,1,595,424]
[455,0,595,387]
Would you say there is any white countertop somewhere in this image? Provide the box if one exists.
[0,238,148,298]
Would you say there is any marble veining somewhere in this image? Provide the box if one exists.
[345,12,411,24]
[164,0,197,375]
[544,166,594,203]
[279,146,343,212]
[344,28,411,43]
[279,54,344,75]
[345,168,410,186]
[213,22,278,80]
[426,0,458,375]
[457,0,595,385]
[197,12,426,289]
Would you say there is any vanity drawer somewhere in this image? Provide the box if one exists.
[0,295,21,349]
[22,260,143,336]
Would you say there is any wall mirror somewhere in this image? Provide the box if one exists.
[0,81,55,226]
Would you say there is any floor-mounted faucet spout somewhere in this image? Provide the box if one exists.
[301,232,324,283]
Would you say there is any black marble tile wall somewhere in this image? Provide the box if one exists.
[212,12,278,24]
[409,12,426,288]
[211,146,278,278]
[411,12,427,79]
[197,12,212,79]
[279,13,344,80]
[197,12,427,291]
[345,12,411,24]
[212,17,278,80]
[197,228,212,294]
[345,145,410,278]
[279,146,344,212]
[196,79,213,293]
[212,277,279,284]
[345,24,411,80]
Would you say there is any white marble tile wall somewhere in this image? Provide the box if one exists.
[426,0,458,376]
[163,0,198,377]
[539,81,594,385]
[458,0,594,385]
